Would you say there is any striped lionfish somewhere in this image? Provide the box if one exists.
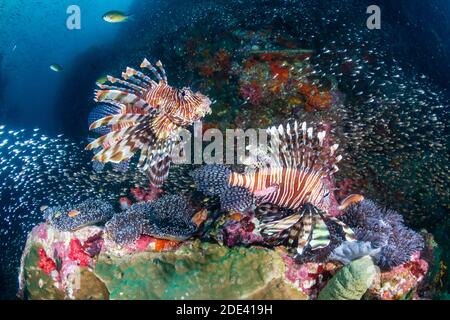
[86,59,212,186]
[191,121,355,256]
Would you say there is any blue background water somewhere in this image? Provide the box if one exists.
[0,0,134,132]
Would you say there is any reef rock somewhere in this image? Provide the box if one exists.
[19,223,309,300]
[19,222,442,300]
[94,241,306,300]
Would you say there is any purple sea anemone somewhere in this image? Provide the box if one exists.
[340,199,424,270]
[105,194,198,245]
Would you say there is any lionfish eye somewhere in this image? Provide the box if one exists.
[181,90,186,97]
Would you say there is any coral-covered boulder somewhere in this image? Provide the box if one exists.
[19,223,443,300]
[94,241,307,300]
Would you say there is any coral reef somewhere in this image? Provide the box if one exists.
[367,253,428,300]
[19,221,444,300]
[95,241,305,300]
[340,199,424,270]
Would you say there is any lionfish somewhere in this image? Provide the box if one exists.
[86,59,212,186]
[191,121,355,256]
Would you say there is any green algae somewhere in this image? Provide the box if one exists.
[318,256,377,300]
[23,245,65,300]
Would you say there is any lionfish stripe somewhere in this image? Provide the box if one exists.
[146,155,171,187]
[293,213,313,255]
[327,216,356,241]
[259,213,300,237]
[86,127,130,150]
[89,114,143,130]
[94,89,142,106]
[309,215,330,250]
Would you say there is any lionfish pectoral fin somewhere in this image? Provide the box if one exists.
[145,155,171,188]
[309,214,331,250]
[327,215,356,241]
[290,213,313,255]
[258,213,301,238]
[220,186,254,212]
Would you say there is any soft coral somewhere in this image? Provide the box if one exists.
[68,239,90,267]
[38,248,57,274]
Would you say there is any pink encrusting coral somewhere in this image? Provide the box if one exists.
[130,185,163,202]
[369,253,429,300]
[68,239,90,267]
[37,248,57,275]
[135,235,155,251]
[222,214,264,246]
[283,254,338,299]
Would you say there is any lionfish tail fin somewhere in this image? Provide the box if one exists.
[190,165,253,211]
[190,165,231,196]
[266,121,342,176]
[220,186,253,211]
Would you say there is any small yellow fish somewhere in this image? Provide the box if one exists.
[50,64,63,72]
[68,210,80,218]
[96,75,108,85]
[102,11,131,23]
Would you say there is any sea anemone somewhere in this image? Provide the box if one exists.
[329,241,381,265]
[339,199,424,270]
[105,194,198,245]
[105,211,146,245]
[143,194,197,240]
[47,199,115,232]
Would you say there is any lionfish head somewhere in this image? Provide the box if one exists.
[178,87,212,122]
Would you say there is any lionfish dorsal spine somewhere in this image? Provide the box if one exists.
[265,120,342,178]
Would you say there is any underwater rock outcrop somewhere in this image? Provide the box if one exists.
[19,221,444,300]
[94,241,305,300]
